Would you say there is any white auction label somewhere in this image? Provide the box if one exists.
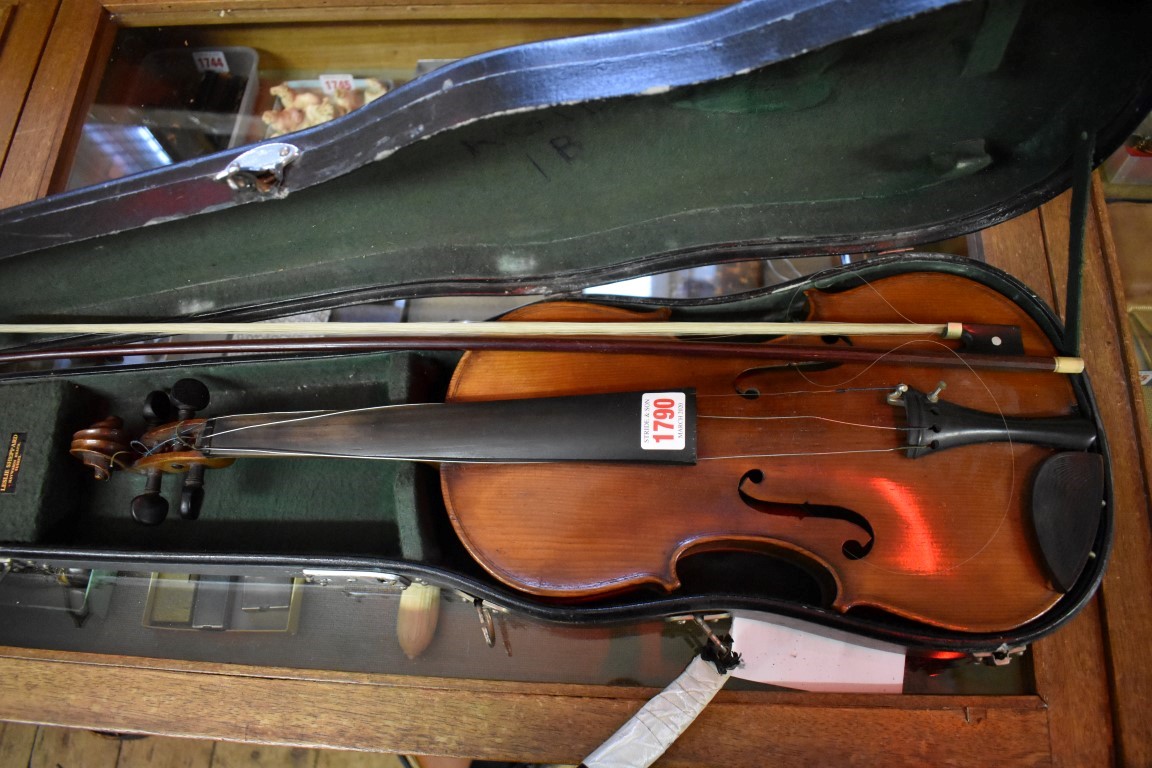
[319,74,356,94]
[192,51,230,74]
[640,392,686,451]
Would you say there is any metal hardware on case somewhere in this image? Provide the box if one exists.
[666,612,731,625]
[301,569,409,588]
[341,587,405,599]
[694,616,741,673]
[2,559,74,579]
[666,613,740,672]
[474,599,495,647]
[972,643,1027,666]
[213,143,300,196]
[464,597,513,654]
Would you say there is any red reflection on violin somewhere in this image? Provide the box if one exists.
[868,477,939,574]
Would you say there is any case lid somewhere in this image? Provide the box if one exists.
[1,0,1150,333]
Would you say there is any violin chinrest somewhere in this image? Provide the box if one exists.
[1031,452,1105,593]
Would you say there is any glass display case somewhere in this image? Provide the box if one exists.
[66,13,712,190]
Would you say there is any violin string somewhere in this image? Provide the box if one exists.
[788,339,948,389]
[698,413,911,431]
[201,405,406,444]
[696,386,896,399]
[189,393,914,453]
[807,341,1019,577]
[699,447,906,460]
[131,273,1027,585]
[135,422,201,457]
[857,272,921,325]
[900,341,1016,577]
[762,271,1021,579]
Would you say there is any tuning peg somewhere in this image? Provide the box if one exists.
[131,470,169,525]
[179,464,206,520]
[171,378,210,419]
[170,379,211,521]
[142,390,175,425]
[127,378,213,525]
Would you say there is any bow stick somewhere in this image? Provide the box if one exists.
[0,320,963,338]
[0,320,1084,373]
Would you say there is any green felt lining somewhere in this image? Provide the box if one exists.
[0,381,98,543]
[1,1,1149,332]
[0,352,458,561]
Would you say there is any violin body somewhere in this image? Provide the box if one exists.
[442,271,1099,633]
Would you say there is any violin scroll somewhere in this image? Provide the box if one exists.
[69,416,132,481]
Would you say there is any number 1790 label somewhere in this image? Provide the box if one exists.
[640,392,687,451]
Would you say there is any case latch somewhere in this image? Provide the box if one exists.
[213,143,301,196]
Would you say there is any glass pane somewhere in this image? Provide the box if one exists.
[0,566,1030,693]
[66,17,685,190]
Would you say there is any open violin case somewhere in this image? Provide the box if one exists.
[1,0,1151,657]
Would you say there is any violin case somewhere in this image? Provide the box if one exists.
[0,0,1150,657]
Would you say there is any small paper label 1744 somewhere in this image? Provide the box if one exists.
[192,51,230,74]
[640,392,686,451]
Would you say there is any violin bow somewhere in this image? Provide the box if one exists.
[0,320,1084,374]
[3,319,964,338]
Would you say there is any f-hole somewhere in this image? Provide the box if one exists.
[737,469,875,559]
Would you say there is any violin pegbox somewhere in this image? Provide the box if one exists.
[69,378,232,526]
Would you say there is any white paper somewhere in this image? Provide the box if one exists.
[319,74,356,94]
[192,51,229,74]
[730,614,905,693]
[583,655,728,768]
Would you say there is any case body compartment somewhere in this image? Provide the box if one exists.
[0,257,1113,653]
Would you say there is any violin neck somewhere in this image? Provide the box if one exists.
[198,391,698,465]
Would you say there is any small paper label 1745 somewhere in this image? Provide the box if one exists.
[1,433,26,494]
[319,74,355,94]
[640,392,686,451]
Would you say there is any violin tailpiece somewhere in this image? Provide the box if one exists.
[897,387,1097,458]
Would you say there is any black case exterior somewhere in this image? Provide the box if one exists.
[1,0,1151,334]
[0,0,1144,653]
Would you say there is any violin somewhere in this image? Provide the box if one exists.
[67,270,1104,634]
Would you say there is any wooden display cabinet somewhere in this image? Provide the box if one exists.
[1,1,1151,764]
